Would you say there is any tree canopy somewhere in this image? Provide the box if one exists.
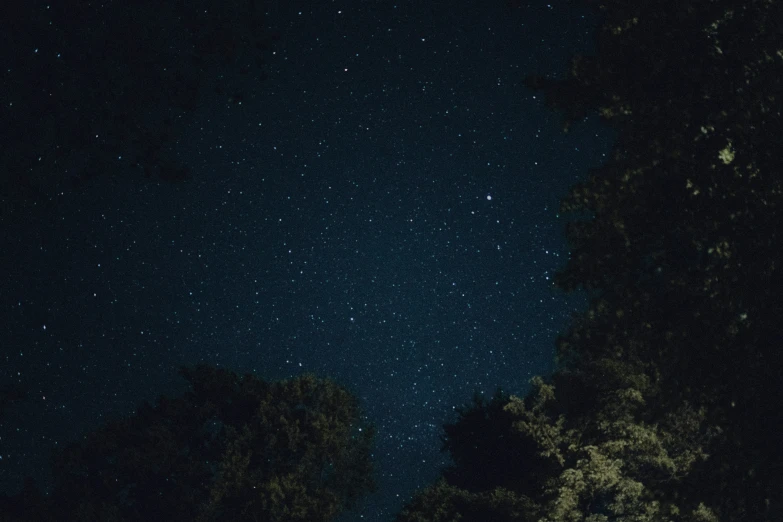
[398,0,783,520]
[0,365,376,522]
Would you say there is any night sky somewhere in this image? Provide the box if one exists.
[1,1,615,520]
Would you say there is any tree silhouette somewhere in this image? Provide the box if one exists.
[0,365,376,522]
[438,388,556,498]
[399,0,783,520]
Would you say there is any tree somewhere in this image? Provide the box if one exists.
[532,0,783,517]
[395,478,539,522]
[0,365,376,522]
[399,376,718,522]
[438,388,557,498]
[398,0,783,519]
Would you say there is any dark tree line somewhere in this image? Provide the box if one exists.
[0,366,376,521]
[398,0,783,520]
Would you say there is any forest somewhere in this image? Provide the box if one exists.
[2,0,782,520]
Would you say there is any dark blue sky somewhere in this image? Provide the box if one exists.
[1,1,614,520]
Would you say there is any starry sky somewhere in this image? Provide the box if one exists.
[1,1,614,520]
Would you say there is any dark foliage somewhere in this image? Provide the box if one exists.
[0,365,376,522]
[399,0,783,520]
[439,389,554,498]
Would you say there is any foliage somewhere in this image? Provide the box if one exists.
[438,388,558,497]
[400,376,720,521]
[0,365,375,522]
[396,478,539,522]
[398,0,783,520]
